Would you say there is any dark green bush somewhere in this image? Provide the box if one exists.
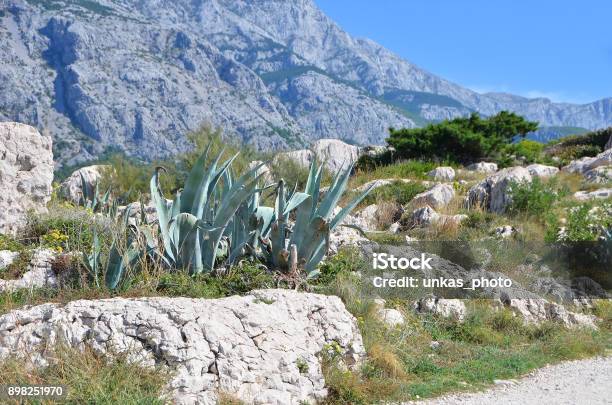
[387,111,538,162]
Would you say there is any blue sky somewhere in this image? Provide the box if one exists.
[315,0,611,104]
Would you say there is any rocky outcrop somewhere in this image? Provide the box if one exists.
[0,123,53,235]
[573,188,612,201]
[466,162,498,174]
[563,148,612,174]
[414,297,467,322]
[465,167,532,213]
[0,290,365,405]
[411,184,455,209]
[506,298,597,329]
[275,139,361,172]
[526,164,559,178]
[427,167,455,181]
[0,249,57,293]
[59,165,109,204]
[584,166,612,183]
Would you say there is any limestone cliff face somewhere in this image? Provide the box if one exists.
[0,0,610,165]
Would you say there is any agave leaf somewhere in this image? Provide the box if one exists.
[179,143,211,214]
[329,183,375,230]
[151,168,177,263]
[297,216,329,262]
[318,164,352,220]
[283,192,310,215]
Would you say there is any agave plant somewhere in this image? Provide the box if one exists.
[150,145,266,274]
[262,160,373,278]
[83,206,154,290]
[79,173,112,213]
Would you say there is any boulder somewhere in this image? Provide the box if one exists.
[274,139,360,172]
[0,249,57,293]
[465,167,532,213]
[411,184,455,209]
[372,299,405,327]
[427,166,455,181]
[0,250,19,269]
[59,165,110,204]
[505,298,597,329]
[573,188,612,201]
[526,164,559,178]
[406,206,467,229]
[275,149,313,169]
[563,148,612,174]
[0,290,365,405]
[414,297,466,322]
[0,122,53,235]
[355,202,403,231]
[466,162,498,173]
[584,166,612,183]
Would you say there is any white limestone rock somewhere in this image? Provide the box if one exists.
[526,163,559,178]
[0,249,58,293]
[465,167,532,213]
[0,290,365,405]
[563,148,612,174]
[414,297,467,322]
[427,166,456,181]
[411,184,455,209]
[59,165,110,204]
[0,123,53,235]
[584,166,612,184]
[274,139,360,173]
[573,188,612,201]
[506,298,597,329]
[466,162,498,174]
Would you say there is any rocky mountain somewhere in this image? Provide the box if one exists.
[1,0,611,166]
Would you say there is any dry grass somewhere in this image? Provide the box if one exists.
[0,344,170,404]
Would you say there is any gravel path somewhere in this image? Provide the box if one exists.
[405,356,612,405]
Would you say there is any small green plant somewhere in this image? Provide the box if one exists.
[296,358,309,374]
[361,181,427,206]
[0,234,24,252]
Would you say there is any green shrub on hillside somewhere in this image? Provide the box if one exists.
[546,202,612,242]
[544,127,611,164]
[99,125,264,201]
[502,139,545,164]
[507,178,568,218]
[386,111,538,162]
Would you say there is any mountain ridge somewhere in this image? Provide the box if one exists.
[0,0,610,165]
